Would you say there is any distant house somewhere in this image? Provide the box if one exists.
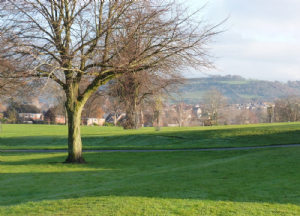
[167,124,179,127]
[105,113,126,125]
[44,107,66,124]
[16,105,43,121]
[81,117,105,126]
[193,105,202,118]
[54,115,66,124]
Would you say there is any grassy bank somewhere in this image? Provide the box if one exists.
[1,147,300,215]
[0,123,300,150]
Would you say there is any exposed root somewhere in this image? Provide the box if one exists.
[64,155,86,164]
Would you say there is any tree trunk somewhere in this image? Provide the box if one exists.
[140,110,144,127]
[114,112,117,126]
[155,110,162,131]
[124,97,139,129]
[65,110,68,125]
[124,109,135,129]
[64,93,85,163]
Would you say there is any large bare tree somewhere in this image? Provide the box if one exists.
[0,0,224,163]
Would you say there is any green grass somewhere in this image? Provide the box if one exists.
[1,123,300,150]
[181,90,206,99]
[1,147,300,215]
[170,91,205,102]
[217,81,250,85]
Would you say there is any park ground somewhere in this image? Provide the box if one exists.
[1,123,300,215]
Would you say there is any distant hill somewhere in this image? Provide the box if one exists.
[177,75,300,104]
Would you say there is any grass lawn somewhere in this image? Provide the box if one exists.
[181,90,206,99]
[0,123,300,150]
[170,91,205,102]
[217,81,250,85]
[1,147,300,215]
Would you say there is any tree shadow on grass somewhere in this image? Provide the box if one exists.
[1,125,300,150]
[0,136,68,149]
[1,148,300,207]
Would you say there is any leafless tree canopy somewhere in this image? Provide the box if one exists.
[170,102,192,127]
[203,87,227,125]
[0,0,224,162]
[275,95,300,122]
[1,1,221,90]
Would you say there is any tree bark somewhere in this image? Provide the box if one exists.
[65,105,85,163]
[114,112,117,126]
[124,109,135,129]
[124,89,140,129]
[64,88,85,163]
[140,110,144,127]
[124,106,139,129]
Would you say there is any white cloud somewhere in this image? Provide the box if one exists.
[189,0,300,81]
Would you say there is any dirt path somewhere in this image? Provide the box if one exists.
[2,144,300,153]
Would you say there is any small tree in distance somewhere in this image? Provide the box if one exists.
[203,88,227,125]
[274,95,300,122]
[170,102,192,127]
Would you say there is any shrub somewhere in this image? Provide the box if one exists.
[103,122,114,126]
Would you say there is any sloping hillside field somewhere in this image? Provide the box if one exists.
[1,124,300,215]
[179,76,300,103]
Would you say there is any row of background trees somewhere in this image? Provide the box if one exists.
[201,91,300,125]
[3,85,300,127]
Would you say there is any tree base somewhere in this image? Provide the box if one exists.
[123,120,134,129]
[123,122,139,129]
[64,155,86,164]
[123,125,134,129]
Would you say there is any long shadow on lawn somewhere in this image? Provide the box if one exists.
[1,148,300,206]
[1,125,300,150]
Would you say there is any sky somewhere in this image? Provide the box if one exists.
[186,0,300,82]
